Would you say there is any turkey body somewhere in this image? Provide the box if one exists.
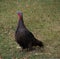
[15,12,44,50]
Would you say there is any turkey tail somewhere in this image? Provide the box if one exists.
[35,39,44,48]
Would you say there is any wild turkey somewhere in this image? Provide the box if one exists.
[15,11,44,50]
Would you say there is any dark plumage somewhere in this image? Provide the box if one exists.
[15,11,44,50]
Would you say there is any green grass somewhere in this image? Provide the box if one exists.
[0,0,60,59]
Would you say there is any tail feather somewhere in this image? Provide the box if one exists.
[35,39,44,47]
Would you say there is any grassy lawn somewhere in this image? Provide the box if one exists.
[0,0,60,59]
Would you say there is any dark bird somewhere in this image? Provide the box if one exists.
[15,11,44,50]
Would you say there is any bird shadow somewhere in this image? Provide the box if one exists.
[19,46,45,53]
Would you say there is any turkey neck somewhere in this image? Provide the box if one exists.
[18,16,25,28]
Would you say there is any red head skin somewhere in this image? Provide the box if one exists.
[17,13,22,20]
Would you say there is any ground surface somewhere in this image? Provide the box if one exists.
[0,0,60,59]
